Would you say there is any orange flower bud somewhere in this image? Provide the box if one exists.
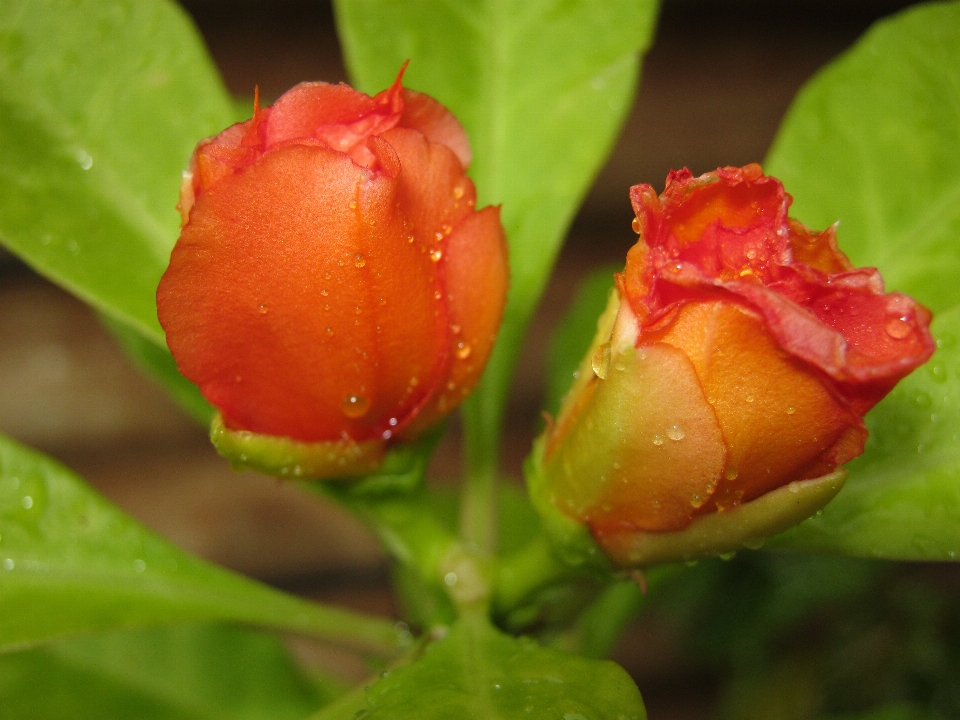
[533,164,934,566]
[157,69,508,476]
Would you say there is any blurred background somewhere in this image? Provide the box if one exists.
[2,1,957,717]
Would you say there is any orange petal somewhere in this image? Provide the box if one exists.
[654,301,865,509]
[158,144,446,443]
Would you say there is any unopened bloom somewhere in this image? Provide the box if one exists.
[533,164,934,566]
[157,69,508,476]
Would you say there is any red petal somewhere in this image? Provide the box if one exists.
[399,90,472,169]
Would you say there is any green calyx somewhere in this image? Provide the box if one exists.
[600,470,848,566]
[209,413,386,481]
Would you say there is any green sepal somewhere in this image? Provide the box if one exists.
[525,435,612,573]
[209,412,385,481]
[601,471,848,567]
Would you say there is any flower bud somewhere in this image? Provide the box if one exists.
[532,164,934,566]
[157,69,508,478]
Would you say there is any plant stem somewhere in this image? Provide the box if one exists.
[459,387,502,555]
[492,532,573,615]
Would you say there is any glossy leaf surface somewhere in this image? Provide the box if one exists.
[0,0,236,344]
[0,432,402,654]
[765,2,960,559]
[315,615,646,720]
[0,624,334,720]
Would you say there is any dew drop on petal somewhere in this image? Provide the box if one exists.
[325,327,334,336]
[452,185,465,200]
[348,201,357,210]
[745,394,755,403]
[666,425,685,441]
[456,342,472,359]
[690,493,704,508]
[354,253,366,268]
[341,394,370,418]
[631,217,641,234]
[320,289,329,296]
[258,304,268,314]
[430,249,443,262]
[724,467,739,481]
[591,342,611,379]
[886,317,912,339]
[652,434,665,446]
[786,406,796,415]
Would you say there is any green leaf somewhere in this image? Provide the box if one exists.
[333,0,660,478]
[545,266,618,416]
[765,1,960,314]
[0,432,404,655]
[0,623,336,720]
[770,306,960,559]
[763,1,960,559]
[314,614,646,720]
[0,0,236,346]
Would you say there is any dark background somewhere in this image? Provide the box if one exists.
[0,1,933,717]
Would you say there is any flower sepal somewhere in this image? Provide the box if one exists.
[600,469,846,567]
[210,412,384,481]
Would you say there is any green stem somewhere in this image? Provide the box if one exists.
[460,388,501,554]
[492,532,574,616]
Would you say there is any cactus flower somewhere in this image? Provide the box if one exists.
[534,164,934,566]
[157,69,508,477]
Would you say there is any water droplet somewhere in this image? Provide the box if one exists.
[591,342,611,379]
[434,290,443,300]
[378,296,386,305]
[929,364,947,383]
[690,493,704,508]
[886,317,912,339]
[631,217,641,234]
[788,482,800,493]
[444,572,458,587]
[745,394,755,403]
[430,249,443,262]
[75,149,93,170]
[341,394,370,418]
[441,224,452,236]
[745,248,757,260]
[381,429,393,440]
[743,537,766,550]
[666,425,685,441]
[434,231,444,242]
[724,467,739,481]
[132,559,146,573]
[348,200,357,210]
[786,406,796,415]
[914,391,933,408]
[320,289,329,297]
[258,303,268,314]
[652,434,665,446]
[325,327,334,336]
[718,551,736,561]
[2,559,13,571]
[354,253,366,268]
[21,496,33,510]
[450,324,462,335]
[409,376,419,387]
[446,381,456,391]
[407,235,415,243]
[456,342,472,359]
[453,185,465,200]
[355,305,362,315]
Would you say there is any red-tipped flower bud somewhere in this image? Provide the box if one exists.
[532,164,934,566]
[157,69,508,477]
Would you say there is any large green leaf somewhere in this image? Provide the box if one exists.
[771,307,960,559]
[334,0,659,477]
[765,1,960,315]
[314,614,645,720]
[763,2,960,558]
[0,432,403,654]
[0,0,236,345]
[0,623,336,720]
